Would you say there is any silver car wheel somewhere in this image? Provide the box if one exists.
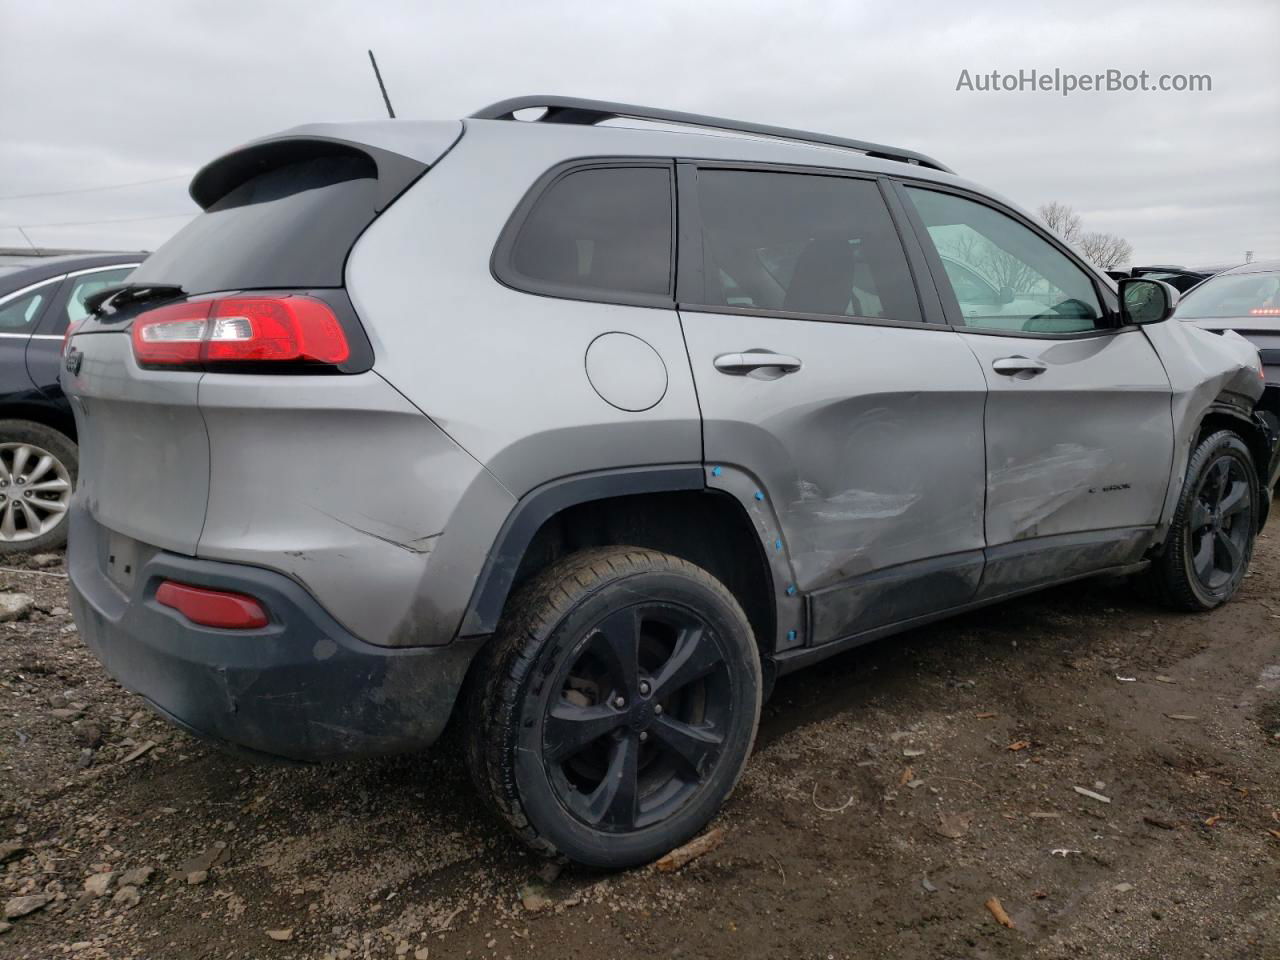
[0,442,73,542]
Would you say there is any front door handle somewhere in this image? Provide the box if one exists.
[992,356,1047,376]
[714,351,803,374]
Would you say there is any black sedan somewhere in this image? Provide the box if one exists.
[0,252,143,553]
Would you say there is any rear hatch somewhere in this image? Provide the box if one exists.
[63,122,462,558]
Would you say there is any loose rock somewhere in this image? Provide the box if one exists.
[266,928,294,941]
[0,593,34,623]
[112,885,140,908]
[0,842,27,864]
[4,893,52,919]
[83,872,114,897]
[119,866,154,887]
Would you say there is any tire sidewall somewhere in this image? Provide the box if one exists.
[0,419,77,556]
[507,568,760,869]
[1176,433,1257,608]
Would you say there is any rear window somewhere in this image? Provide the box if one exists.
[1176,270,1280,319]
[499,165,674,304]
[130,154,379,295]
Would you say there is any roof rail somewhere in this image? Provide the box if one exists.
[470,96,953,174]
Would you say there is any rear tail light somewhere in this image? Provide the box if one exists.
[155,580,270,629]
[131,295,349,368]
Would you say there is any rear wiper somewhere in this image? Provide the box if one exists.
[86,282,185,317]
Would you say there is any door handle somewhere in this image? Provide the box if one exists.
[992,356,1047,376]
[713,351,803,374]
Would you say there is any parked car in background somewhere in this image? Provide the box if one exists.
[62,97,1279,869]
[1175,260,1280,482]
[0,252,142,553]
[1131,263,1237,294]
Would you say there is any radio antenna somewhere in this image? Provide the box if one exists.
[367,50,396,119]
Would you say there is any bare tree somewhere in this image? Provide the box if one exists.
[1037,202,1084,245]
[943,231,1038,295]
[1077,232,1134,271]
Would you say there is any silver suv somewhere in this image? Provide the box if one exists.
[63,97,1280,869]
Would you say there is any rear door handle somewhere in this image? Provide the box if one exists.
[713,351,803,374]
[992,356,1047,376]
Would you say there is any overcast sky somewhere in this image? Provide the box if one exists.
[1,0,1276,266]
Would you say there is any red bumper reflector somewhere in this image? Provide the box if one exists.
[155,580,270,630]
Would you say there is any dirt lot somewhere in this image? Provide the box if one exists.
[2,528,1278,960]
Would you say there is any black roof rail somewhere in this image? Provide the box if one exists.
[470,96,954,174]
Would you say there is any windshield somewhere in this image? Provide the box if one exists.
[1176,269,1280,319]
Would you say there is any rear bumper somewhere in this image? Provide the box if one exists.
[68,506,481,763]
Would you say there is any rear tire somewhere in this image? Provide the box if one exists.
[1147,430,1258,611]
[0,420,76,556]
[465,546,762,869]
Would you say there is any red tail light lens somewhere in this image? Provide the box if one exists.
[131,296,349,368]
[155,580,270,629]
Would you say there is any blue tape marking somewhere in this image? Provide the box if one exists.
[785,584,797,596]
[753,490,764,501]
[711,466,723,477]
[787,629,797,642]
[774,539,782,551]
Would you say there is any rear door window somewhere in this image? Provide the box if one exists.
[501,165,674,303]
[0,280,59,333]
[690,169,922,324]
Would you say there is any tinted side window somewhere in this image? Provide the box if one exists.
[0,280,58,332]
[507,166,673,300]
[904,187,1104,334]
[693,170,921,324]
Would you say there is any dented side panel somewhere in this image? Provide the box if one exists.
[196,372,516,647]
[1143,320,1266,534]
[681,310,988,597]
[959,329,1174,545]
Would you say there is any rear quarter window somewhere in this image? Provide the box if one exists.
[496,164,674,306]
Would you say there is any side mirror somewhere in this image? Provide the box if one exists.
[1119,277,1178,325]
[997,285,1015,305]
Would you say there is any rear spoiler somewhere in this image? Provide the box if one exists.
[188,120,464,210]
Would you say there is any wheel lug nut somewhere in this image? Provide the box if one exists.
[654,704,663,715]
[638,731,648,742]
[613,696,626,709]
[639,681,651,695]
[23,491,31,498]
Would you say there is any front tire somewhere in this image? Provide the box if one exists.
[0,420,76,556]
[465,547,762,869]
[1149,430,1258,611]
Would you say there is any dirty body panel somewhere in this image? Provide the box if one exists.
[66,333,209,555]
[68,506,480,762]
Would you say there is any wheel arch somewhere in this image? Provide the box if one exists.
[458,465,778,659]
[0,401,77,442]
[1194,401,1275,528]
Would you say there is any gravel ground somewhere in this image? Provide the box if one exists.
[1,525,1278,960]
